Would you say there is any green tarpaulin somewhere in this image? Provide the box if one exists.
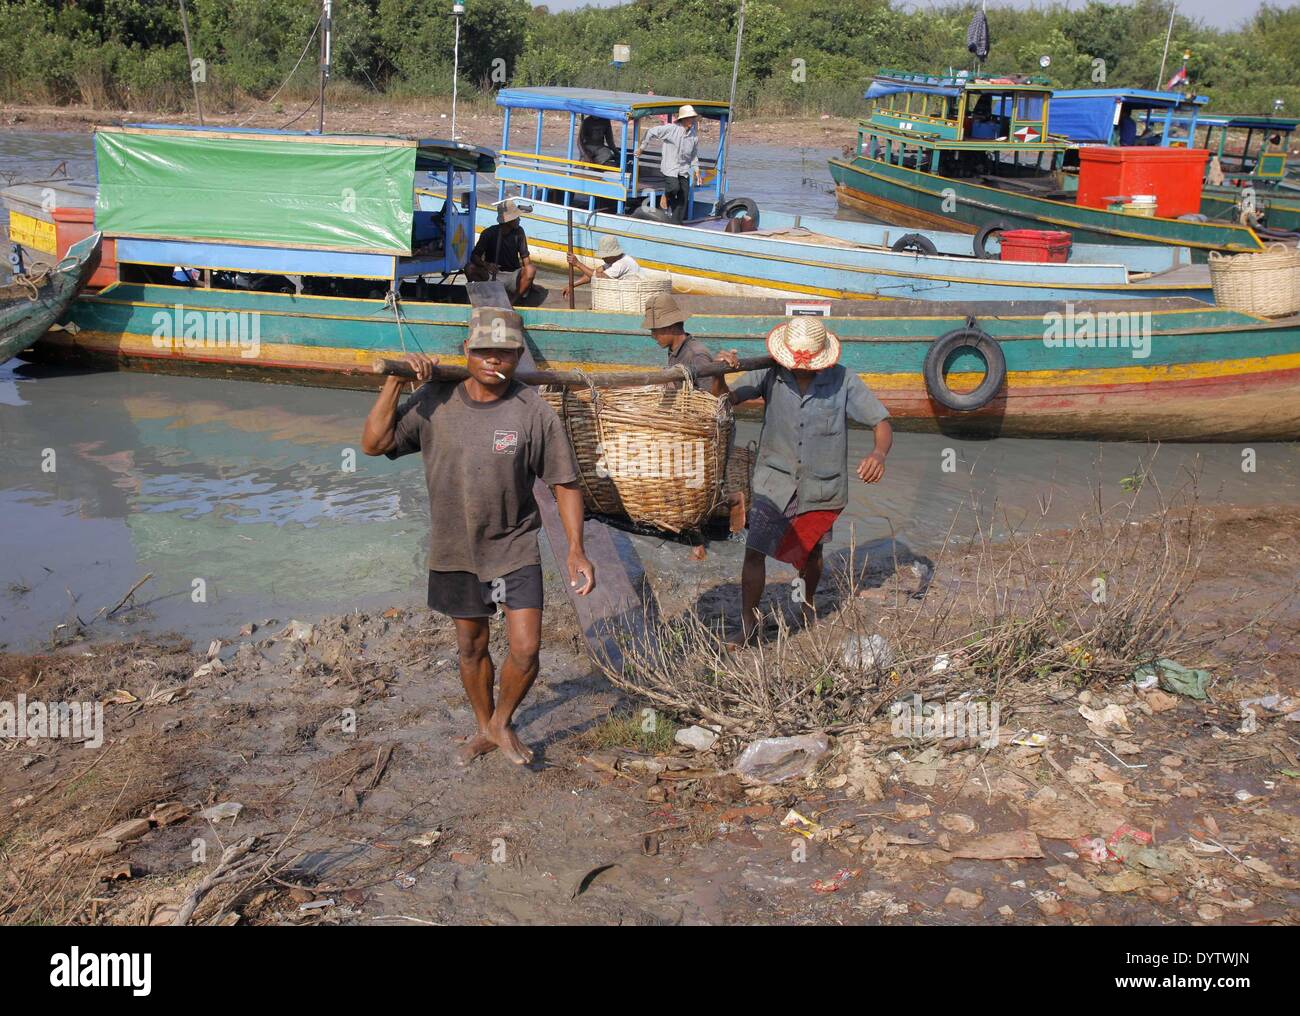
[95,127,417,255]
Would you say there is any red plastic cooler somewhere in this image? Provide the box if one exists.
[999,229,1072,263]
[1076,147,1209,219]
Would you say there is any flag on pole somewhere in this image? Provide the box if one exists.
[1166,51,1190,90]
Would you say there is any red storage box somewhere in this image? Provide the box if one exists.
[1076,147,1209,219]
[52,206,117,289]
[999,229,1072,263]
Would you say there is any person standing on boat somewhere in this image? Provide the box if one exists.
[562,235,641,300]
[467,199,536,302]
[635,104,701,224]
[642,292,730,397]
[360,309,595,767]
[716,318,892,644]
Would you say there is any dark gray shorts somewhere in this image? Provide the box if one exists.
[427,564,544,619]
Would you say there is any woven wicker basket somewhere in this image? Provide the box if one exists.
[590,271,673,314]
[711,442,756,523]
[1208,242,1300,317]
[543,378,732,533]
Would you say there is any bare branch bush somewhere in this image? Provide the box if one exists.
[599,472,1272,739]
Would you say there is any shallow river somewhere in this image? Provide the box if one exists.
[1,131,1296,650]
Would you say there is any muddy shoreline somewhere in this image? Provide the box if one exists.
[2,502,1296,926]
[0,98,859,153]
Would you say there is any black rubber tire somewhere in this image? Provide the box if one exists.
[631,200,671,223]
[922,324,1007,412]
[973,220,1010,259]
[717,196,760,228]
[890,232,938,255]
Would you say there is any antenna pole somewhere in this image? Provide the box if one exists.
[178,0,203,125]
[318,0,332,133]
[1156,3,1176,89]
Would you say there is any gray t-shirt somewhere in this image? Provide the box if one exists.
[666,334,715,391]
[387,381,579,578]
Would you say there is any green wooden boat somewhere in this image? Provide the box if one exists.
[1,232,101,364]
[829,71,1264,261]
[26,123,1300,443]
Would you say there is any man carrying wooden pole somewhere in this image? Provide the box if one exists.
[361,307,594,766]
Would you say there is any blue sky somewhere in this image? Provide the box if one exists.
[535,1,1281,33]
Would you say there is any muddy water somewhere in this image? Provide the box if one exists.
[3,359,1297,651]
[1,130,1298,650]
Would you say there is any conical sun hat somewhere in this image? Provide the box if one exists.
[766,316,840,371]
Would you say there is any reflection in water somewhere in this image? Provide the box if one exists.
[3,361,1297,651]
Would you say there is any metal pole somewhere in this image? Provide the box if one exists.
[1156,3,1175,89]
[720,0,746,207]
[452,10,462,139]
[318,0,331,133]
[178,0,203,125]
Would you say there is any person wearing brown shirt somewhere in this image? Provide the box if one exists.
[641,292,730,397]
[361,309,594,766]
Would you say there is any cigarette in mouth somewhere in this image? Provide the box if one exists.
[489,370,507,380]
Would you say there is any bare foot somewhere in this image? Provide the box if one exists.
[488,721,534,765]
[454,732,498,767]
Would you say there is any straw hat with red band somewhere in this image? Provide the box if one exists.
[766,316,841,371]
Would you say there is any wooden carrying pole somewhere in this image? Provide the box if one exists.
[373,355,773,388]
[566,209,576,309]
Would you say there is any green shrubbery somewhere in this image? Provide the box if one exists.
[0,0,1295,119]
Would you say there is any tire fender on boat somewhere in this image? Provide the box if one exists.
[890,232,938,255]
[972,220,1010,259]
[631,200,672,222]
[922,318,1006,412]
[716,196,760,228]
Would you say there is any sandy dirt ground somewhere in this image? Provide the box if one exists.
[1,503,1297,926]
[0,97,860,154]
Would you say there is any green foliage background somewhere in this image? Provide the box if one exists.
[0,0,1294,118]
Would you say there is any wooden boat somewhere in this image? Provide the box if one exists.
[31,123,1300,442]
[1176,113,1300,234]
[30,281,1300,442]
[1048,92,1300,236]
[481,87,1213,303]
[828,71,1265,261]
[1,231,101,363]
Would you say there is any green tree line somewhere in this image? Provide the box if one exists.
[0,0,1295,119]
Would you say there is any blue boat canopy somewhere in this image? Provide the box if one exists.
[1048,90,1206,143]
[1192,114,1299,132]
[865,79,961,100]
[494,87,729,121]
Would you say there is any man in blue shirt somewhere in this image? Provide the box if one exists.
[718,317,892,643]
